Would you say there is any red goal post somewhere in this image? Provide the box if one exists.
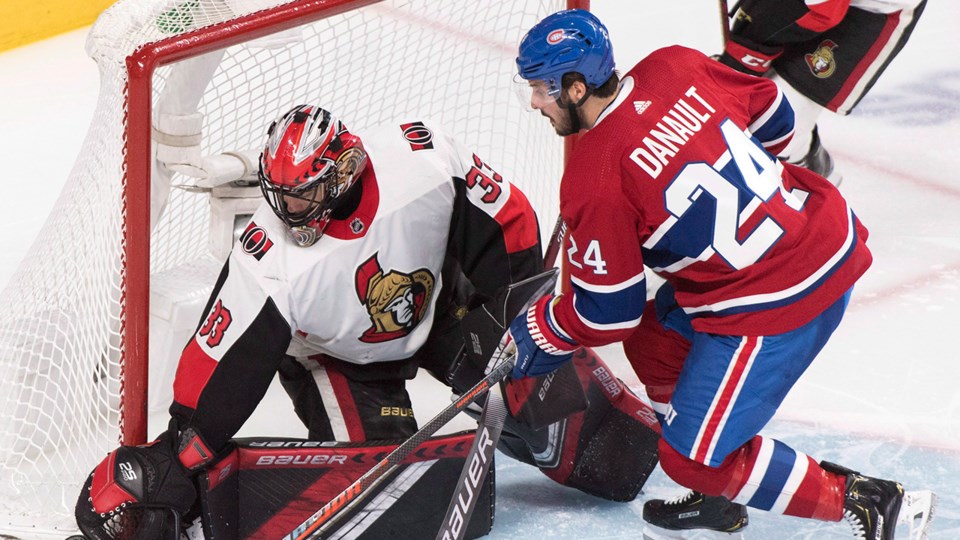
[0,0,588,534]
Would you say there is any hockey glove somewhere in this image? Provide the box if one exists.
[75,428,206,540]
[507,295,577,379]
[717,34,783,75]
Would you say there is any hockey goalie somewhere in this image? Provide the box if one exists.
[73,104,661,539]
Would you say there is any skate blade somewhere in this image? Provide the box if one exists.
[642,524,746,540]
[898,490,937,540]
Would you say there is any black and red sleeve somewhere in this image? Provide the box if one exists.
[168,259,292,453]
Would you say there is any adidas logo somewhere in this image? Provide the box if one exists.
[634,100,651,115]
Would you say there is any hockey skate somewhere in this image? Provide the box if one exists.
[823,461,937,540]
[642,490,748,540]
[791,126,842,186]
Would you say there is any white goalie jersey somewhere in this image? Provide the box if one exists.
[170,119,542,450]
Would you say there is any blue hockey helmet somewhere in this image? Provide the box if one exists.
[516,9,614,99]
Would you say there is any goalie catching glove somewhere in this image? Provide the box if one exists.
[75,427,214,539]
[507,294,577,379]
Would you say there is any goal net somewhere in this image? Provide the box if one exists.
[0,0,571,534]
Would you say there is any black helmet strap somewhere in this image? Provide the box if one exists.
[558,84,594,133]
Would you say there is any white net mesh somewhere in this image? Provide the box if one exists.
[0,0,564,533]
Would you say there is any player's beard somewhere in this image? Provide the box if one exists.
[544,107,578,137]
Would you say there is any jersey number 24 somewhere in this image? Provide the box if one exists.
[664,119,807,270]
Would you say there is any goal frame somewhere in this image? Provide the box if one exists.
[121,0,589,445]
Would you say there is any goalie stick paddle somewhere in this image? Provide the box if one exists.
[431,216,568,540]
[286,269,558,540]
[285,355,517,540]
[435,381,508,540]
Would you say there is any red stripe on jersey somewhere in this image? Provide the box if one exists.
[827,10,900,112]
[694,337,759,464]
[173,338,220,410]
[796,0,850,33]
[495,184,540,254]
[324,364,367,441]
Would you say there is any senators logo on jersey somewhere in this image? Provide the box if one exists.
[400,121,434,151]
[239,222,274,260]
[355,252,435,343]
[805,39,838,78]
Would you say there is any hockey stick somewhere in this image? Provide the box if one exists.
[285,269,558,540]
[718,0,731,46]
[433,215,567,540]
[543,215,566,270]
[435,379,508,540]
[284,354,517,540]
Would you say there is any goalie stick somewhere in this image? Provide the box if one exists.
[543,214,566,270]
[285,268,558,540]
[718,0,730,45]
[284,356,516,540]
[435,379,508,540]
[431,212,569,540]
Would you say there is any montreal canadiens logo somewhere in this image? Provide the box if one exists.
[240,222,273,261]
[547,29,564,44]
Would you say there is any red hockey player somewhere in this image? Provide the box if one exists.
[511,9,936,540]
[74,105,659,539]
[718,0,927,184]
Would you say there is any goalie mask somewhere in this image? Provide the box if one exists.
[259,104,367,247]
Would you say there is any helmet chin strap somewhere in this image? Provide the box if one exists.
[558,86,594,133]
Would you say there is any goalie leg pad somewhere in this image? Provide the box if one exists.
[503,360,588,430]
[198,432,494,539]
[534,347,661,502]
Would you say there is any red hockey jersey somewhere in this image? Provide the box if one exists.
[551,46,871,346]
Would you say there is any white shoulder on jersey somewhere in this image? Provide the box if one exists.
[358,118,470,185]
[368,119,517,219]
[360,117,458,157]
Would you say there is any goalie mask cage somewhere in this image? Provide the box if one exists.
[0,0,585,534]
